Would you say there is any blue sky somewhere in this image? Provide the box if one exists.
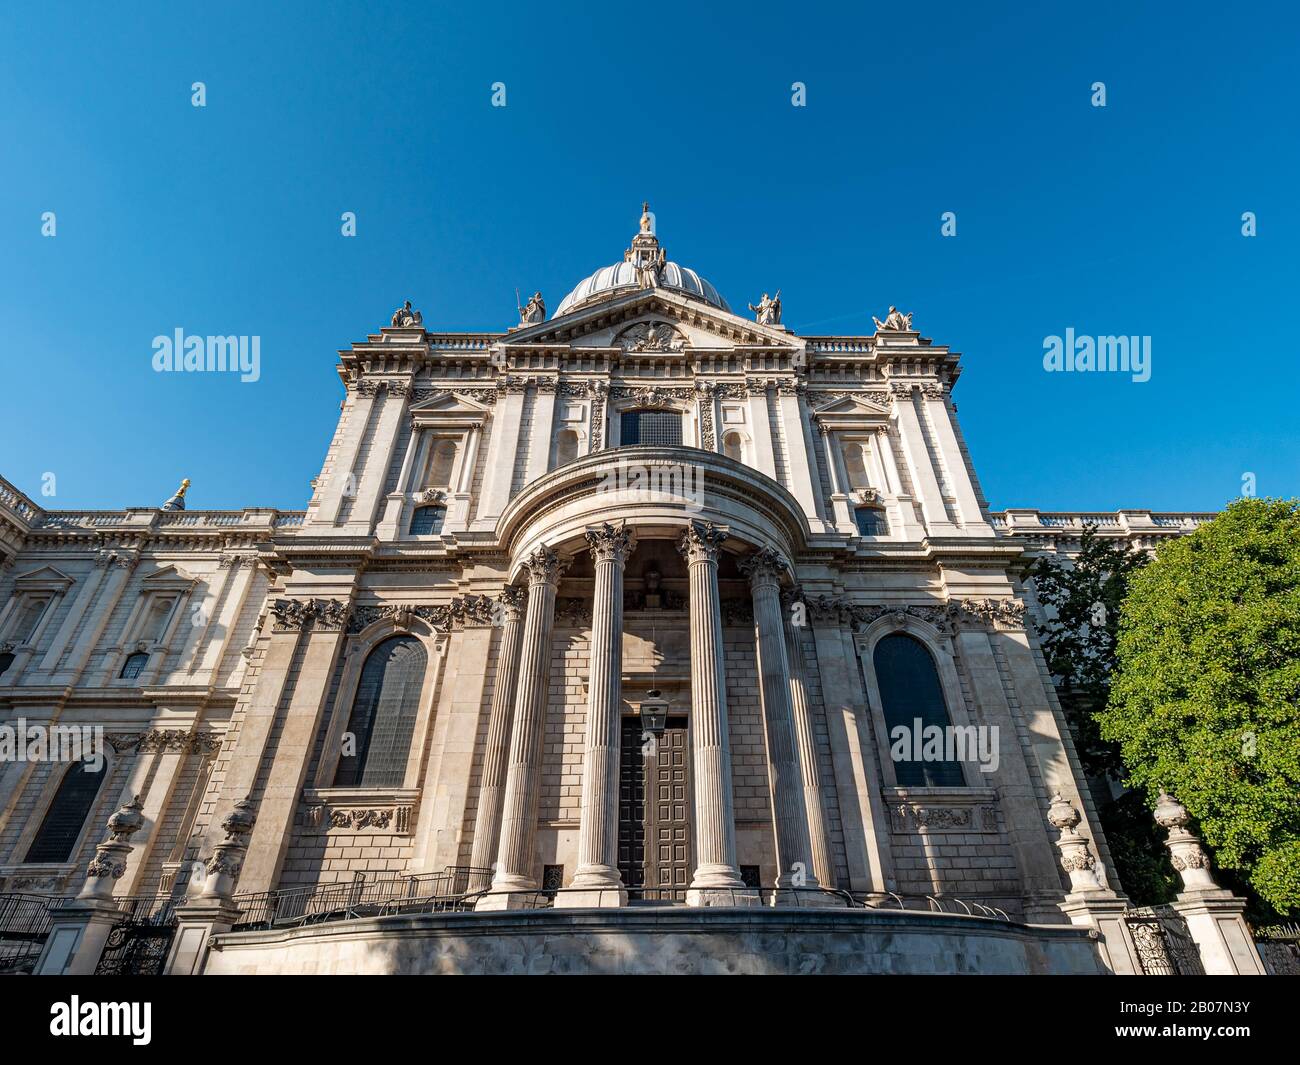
[1,1,1295,513]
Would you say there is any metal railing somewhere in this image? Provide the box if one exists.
[231,867,492,930]
[859,892,1013,921]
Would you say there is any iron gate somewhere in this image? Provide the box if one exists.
[1125,907,1205,975]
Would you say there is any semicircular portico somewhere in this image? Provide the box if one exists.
[496,445,810,579]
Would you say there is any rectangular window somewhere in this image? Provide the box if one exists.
[622,410,682,447]
[854,507,888,536]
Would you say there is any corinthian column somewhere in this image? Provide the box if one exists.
[477,546,566,910]
[678,521,751,906]
[467,585,527,893]
[783,612,834,889]
[557,523,633,908]
[741,549,826,902]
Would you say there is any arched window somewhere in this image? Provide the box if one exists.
[722,432,744,462]
[25,762,106,863]
[621,409,682,446]
[0,652,14,677]
[554,429,579,467]
[872,633,964,787]
[424,439,458,489]
[119,651,150,679]
[334,636,427,788]
[409,505,445,535]
[854,506,888,536]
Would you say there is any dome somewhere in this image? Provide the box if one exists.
[551,204,730,318]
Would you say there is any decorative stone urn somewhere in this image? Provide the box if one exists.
[1046,791,1103,891]
[199,797,257,902]
[1154,791,1218,892]
[78,795,145,901]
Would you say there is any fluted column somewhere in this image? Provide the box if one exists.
[557,523,633,907]
[783,612,835,889]
[679,521,750,905]
[477,546,566,910]
[467,585,527,893]
[742,549,823,899]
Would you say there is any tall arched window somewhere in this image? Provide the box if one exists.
[872,633,964,787]
[25,762,106,863]
[334,636,426,788]
[554,429,579,467]
[621,409,682,446]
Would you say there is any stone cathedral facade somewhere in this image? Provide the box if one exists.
[0,208,1226,973]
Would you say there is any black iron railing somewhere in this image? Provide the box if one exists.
[231,866,492,930]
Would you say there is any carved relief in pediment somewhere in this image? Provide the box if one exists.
[615,320,688,353]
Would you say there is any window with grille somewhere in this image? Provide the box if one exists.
[854,507,888,536]
[334,636,427,788]
[119,651,150,679]
[873,634,964,787]
[409,505,445,535]
[621,409,682,446]
[542,865,565,892]
[25,762,106,864]
[739,865,762,888]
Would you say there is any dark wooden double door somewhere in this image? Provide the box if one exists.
[618,716,692,901]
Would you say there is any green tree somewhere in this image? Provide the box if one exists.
[1100,498,1300,914]
[1028,524,1148,777]
[1027,525,1176,903]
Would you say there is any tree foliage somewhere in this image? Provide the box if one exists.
[1028,524,1148,777]
[1027,525,1174,902]
[1099,498,1300,914]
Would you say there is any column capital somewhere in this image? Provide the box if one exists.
[584,522,634,565]
[520,545,568,588]
[677,520,727,566]
[740,547,790,588]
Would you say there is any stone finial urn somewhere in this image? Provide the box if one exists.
[200,797,257,902]
[1154,791,1218,892]
[79,795,146,901]
[106,794,145,841]
[1046,791,1102,892]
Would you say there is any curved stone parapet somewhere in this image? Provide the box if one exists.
[202,906,1107,975]
[497,445,811,579]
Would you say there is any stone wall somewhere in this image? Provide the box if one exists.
[203,907,1107,975]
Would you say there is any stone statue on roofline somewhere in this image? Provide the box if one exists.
[519,291,546,324]
[391,300,423,327]
[749,291,782,325]
[872,306,913,332]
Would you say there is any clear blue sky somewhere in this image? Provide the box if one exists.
[1,1,1295,513]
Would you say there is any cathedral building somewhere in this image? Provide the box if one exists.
[3,207,1249,975]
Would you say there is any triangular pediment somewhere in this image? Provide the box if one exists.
[141,564,196,587]
[504,288,802,353]
[812,392,892,417]
[408,391,494,415]
[14,564,75,588]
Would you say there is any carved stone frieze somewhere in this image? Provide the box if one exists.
[615,321,687,353]
[104,729,223,755]
[890,801,1000,834]
[271,597,350,632]
[788,593,1027,633]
